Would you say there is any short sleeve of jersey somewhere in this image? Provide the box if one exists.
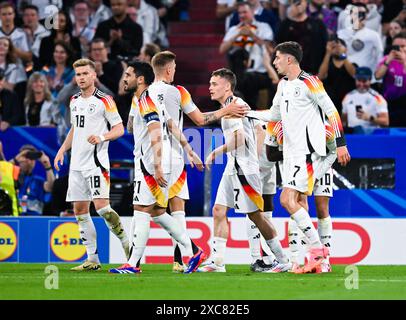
[129,95,138,117]
[374,94,388,113]
[101,95,122,126]
[139,93,160,126]
[176,85,198,114]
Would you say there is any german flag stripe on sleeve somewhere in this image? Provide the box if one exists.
[176,85,191,108]
[325,124,335,143]
[139,95,159,117]
[101,95,118,112]
[327,110,344,140]
[303,75,325,95]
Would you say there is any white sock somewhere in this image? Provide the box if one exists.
[261,211,276,264]
[246,216,261,263]
[128,210,150,267]
[266,237,289,264]
[76,213,99,263]
[318,216,332,262]
[171,211,187,252]
[97,205,129,248]
[291,208,322,248]
[288,218,301,264]
[212,237,227,266]
[153,213,193,257]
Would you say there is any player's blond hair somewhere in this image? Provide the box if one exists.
[73,58,96,71]
[151,51,176,72]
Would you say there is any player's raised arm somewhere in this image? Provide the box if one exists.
[305,75,351,166]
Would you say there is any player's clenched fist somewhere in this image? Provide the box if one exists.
[54,149,64,171]
[87,135,103,145]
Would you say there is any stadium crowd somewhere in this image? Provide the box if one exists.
[0,0,405,217]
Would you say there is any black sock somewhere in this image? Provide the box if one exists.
[174,244,183,264]
[191,239,199,254]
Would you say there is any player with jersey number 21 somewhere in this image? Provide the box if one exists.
[54,58,129,272]
[240,41,351,273]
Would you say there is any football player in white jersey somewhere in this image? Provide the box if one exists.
[54,59,129,271]
[245,41,350,273]
[150,51,247,272]
[267,120,336,273]
[108,61,206,274]
[199,68,290,273]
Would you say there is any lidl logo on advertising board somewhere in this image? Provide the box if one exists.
[50,222,86,262]
[0,222,18,262]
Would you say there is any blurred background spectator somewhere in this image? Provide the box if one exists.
[307,0,337,34]
[375,31,406,126]
[0,37,27,92]
[71,0,96,56]
[276,0,328,75]
[11,145,55,215]
[0,68,23,131]
[41,40,75,97]
[133,0,160,46]
[216,0,238,31]
[318,36,357,114]
[87,0,112,30]
[384,19,404,53]
[342,67,389,133]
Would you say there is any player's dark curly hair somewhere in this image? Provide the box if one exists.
[127,60,154,85]
[274,41,303,64]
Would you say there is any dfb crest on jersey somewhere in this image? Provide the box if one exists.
[294,87,301,97]
[158,94,164,104]
[88,104,96,114]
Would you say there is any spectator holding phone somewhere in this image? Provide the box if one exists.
[11,145,55,215]
[342,67,389,133]
[318,36,357,114]
[375,32,406,127]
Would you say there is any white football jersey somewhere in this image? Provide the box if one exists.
[148,81,197,161]
[221,96,260,176]
[247,72,346,159]
[70,89,122,171]
[129,88,172,175]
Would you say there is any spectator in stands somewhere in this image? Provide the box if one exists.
[20,0,63,22]
[375,32,406,127]
[0,37,27,91]
[318,37,357,114]
[38,10,81,69]
[95,0,143,60]
[24,72,66,134]
[0,2,32,63]
[88,0,112,29]
[342,67,389,133]
[229,0,279,34]
[337,3,383,83]
[11,145,55,215]
[138,42,161,63]
[22,5,50,65]
[219,1,274,108]
[133,0,160,45]
[307,0,338,34]
[384,19,404,53]
[71,0,96,56]
[0,69,22,131]
[276,0,328,74]
[89,38,123,95]
[127,4,139,23]
[216,0,238,31]
[41,40,75,97]
[337,0,382,34]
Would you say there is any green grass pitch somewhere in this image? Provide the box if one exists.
[0,264,405,300]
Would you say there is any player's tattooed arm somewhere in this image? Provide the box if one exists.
[203,111,219,125]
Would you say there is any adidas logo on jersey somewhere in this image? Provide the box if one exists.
[288,181,296,186]
[134,195,139,202]
[322,188,330,193]
[93,190,100,196]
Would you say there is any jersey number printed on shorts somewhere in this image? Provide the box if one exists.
[285,100,289,113]
[75,115,85,128]
[90,176,100,189]
[318,173,331,186]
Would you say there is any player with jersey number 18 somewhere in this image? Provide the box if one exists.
[54,58,129,271]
